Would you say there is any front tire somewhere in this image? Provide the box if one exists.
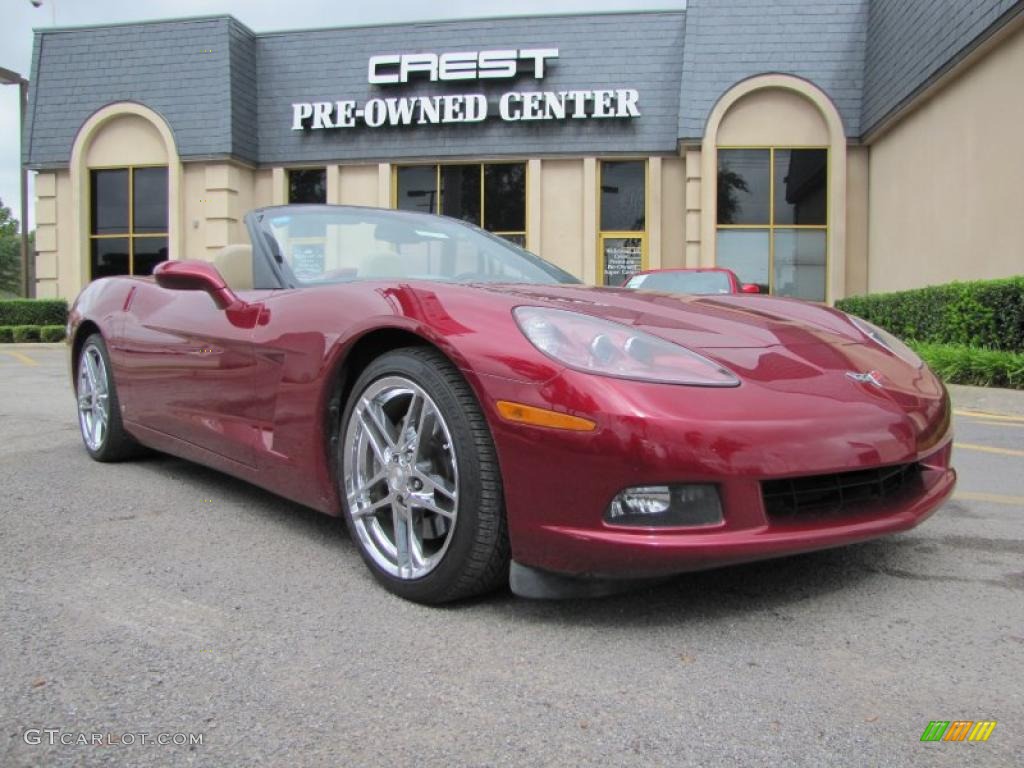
[76,333,142,462]
[339,347,509,604]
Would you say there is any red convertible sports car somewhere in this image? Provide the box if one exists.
[69,205,955,603]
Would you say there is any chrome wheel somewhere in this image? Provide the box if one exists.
[77,343,110,451]
[343,375,459,580]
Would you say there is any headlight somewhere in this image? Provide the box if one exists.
[848,315,923,368]
[513,306,739,387]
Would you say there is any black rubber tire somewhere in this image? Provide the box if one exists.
[339,347,509,604]
[76,333,144,462]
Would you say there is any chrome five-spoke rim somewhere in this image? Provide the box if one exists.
[344,376,459,579]
[78,344,109,451]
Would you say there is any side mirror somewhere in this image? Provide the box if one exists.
[741,283,761,294]
[154,260,238,310]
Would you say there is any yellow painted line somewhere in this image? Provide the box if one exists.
[0,350,39,366]
[973,420,1024,429]
[955,442,1024,458]
[955,491,1024,507]
[955,409,1024,424]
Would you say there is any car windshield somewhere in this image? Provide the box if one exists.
[626,271,732,294]
[254,206,579,287]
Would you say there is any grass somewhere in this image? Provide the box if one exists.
[909,341,1024,389]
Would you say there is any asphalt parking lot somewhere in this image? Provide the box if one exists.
[1,343,1021,767]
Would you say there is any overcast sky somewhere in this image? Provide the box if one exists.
[0,0,684,232]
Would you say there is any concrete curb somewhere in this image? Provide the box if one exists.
[0,343,66,349]
[947,383,1024,418]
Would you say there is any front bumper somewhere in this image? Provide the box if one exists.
[478,367,955,579]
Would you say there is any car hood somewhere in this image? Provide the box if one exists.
[464,282,942,403]
[477,283,862,349]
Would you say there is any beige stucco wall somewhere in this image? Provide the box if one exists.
[867,24,1024,292]
[845,145,869,296]
[84,114,168,167]
[338,165,379,207]
[181,161,254,260]
[661,155,686,269]
[33,170,74,299]
[538,159,585,277]
[716,88,830,146]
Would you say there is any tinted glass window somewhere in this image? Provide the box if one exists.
[133,237,169,276]
[441,165,481,225]
[717,149,769,225]
[396,166,437,214]
[773,229,826,301]
[628,271,732,294]
[258,207,578,287]
[600,161,645,231]
[132,167,168,233]
[774,149,827,225]
[288,169,327,204]
[716,229,770,294]
[91,169,129,234]
[484,164,526,232]
[90,238,130,279]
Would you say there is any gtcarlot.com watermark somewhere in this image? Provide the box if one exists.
[23,729,203,747]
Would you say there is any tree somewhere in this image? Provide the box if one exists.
[0,198,24,296]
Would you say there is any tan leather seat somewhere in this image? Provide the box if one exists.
[363,251,406,278]
[215,244,254,291]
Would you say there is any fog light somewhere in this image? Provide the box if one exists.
[606,484,723,527]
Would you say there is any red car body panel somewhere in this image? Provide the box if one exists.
[69,274,954,578]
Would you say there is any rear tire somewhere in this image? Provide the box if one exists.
[339,347,509,604]
[76,333,143,462]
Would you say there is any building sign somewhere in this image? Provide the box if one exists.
[291,48,640,130]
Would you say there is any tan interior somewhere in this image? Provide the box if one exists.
[215,244,254,291]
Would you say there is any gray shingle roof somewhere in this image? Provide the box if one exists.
[862,0,1022,134]
[21,2,1024,168]
[678,0,869,139]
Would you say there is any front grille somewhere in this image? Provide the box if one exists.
[762,463,922,519]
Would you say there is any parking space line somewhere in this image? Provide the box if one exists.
[954,409,1024,424]
[0,350,39,366]
[955,442,1024,458]
[955,491,1024,506]
[973,420,1024,429]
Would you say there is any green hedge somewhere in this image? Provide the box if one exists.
[910,341,1024,389]
[11,325,40,343]
[836,277,1024,352]
[0,299,69,327]
[40,325,66,342]
[0,324,66,343]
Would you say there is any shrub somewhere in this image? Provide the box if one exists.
[40,325,66,343]
[910,341,1024,390]
[0,299,68,327]
[11,325,41,343]
[0,326,12,343]
[836,277,1024,352]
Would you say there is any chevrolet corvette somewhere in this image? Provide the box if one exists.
[69,204,955,603]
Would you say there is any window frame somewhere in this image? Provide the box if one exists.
[715,145,829,300]
[391,161,529,244]
[597,158,649,286]
[88,163,169,278]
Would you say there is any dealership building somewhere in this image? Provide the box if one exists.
[21,0,1024,302]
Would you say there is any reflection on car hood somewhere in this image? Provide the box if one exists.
[476,283,863,350]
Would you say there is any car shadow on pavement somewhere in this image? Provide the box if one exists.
[483,537,931,625]
[129,452,940,621]
[132,453,352,544]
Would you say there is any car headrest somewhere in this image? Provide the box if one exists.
[215,244,254,291]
